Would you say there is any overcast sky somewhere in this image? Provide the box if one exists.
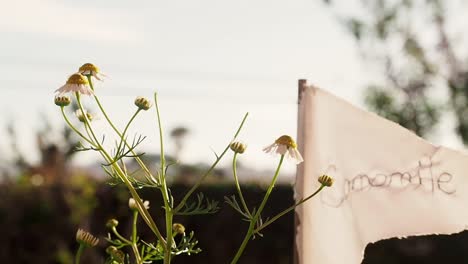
[0,0,375,176]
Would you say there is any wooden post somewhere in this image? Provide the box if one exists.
[298,79,307,104]
[294,79,307,264]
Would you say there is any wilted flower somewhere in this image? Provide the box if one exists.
[230,141,247,154]
[79,63,106,81]
[54,96,71,107]
[134,96,152,110]
[172,223,186,235]
[263,135,303,164]
[76,229,99,247]
[75,109,93,123]
[318,175,334,187]
[55,73,93,96]
[129,198,150,211]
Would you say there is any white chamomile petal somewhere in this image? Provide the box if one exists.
[276,144,288,155]
[56,73,93,96]
[288,148,304,164]
[262,143,277,153]
[263,135,303,164]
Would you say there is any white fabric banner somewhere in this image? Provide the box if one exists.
[295,85,468,264]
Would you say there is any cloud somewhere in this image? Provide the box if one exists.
[0,0,144,45]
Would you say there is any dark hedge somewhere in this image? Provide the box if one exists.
[1,181,468,263]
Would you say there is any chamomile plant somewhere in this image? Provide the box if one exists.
[56,63,331,264]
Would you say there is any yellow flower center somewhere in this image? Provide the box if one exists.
[79,63,99,74]
[275,135,297,149]
[66,74,88,85]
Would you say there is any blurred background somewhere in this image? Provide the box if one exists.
[1,0,468,263]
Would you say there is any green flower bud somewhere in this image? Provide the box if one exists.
[318,175,334,187]
[134,96,152,110]
[75,110,93,122]
[54,96,71,107]
[230,141,247,154]
[106,246,125,263]
[172,223,185,235]
[106,219,119,229]
[106,246,118,254]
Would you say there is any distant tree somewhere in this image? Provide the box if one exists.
[2,110,80,184]
[170,126,190,162]
[325,0,468,144]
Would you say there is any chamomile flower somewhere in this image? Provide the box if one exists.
[129,198,150,211]
[263,135,304,164]
[56,73,93,96]
[79,63,106,81]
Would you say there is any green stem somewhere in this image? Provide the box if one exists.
[154,93,166,183]
[115,109,141,159]
[174,112,249,213]
[232,153,250,217]
[253,155,284,223]
[108,143,166,245]
[253,185,325,234]
[131,211,143,264]
[60,107,95,147]
[75,93,101,145]
[74,111,151,249]
[132,211,138,243]
[230,155,285,264]
[86,75,96,92]
[75,244,85,264]
[74,92,166,247]
[87,75,158,185]
[231,221,255,264]
[131,244,143,264]
[164,212,173,264]
[153,93,173,264]
[112,227,131,244]
[117,162,167,247]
